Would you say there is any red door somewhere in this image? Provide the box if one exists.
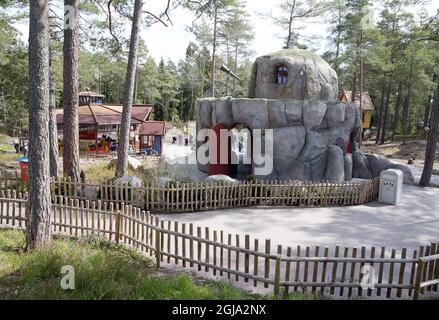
[209,124,231,176]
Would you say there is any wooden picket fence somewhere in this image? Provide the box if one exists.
[0,171,380,213]
[1,193,438,300]
[44,177,380,213]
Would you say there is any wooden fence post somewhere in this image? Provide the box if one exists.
[274,256,282,297]
[155,226,161,269]
[413,258,425,300]
[115,204,123,244]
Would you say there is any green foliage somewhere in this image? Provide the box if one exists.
[0,11,28,137]
[323,0,439,140]
[0,230,313,300]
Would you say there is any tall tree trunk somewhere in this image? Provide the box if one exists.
[424,75,437,130]
[115,0,143,178]
[63,0,80,181]
[380,80,393,145]
[375,76,387,144]
[27,0,52,250]
[402,94,410,145]
[350,67,358,103]
[225,41,230,96]
[210,2,218,97]
[402,63,415,144]
[423,94,432,129]
[134,54,140,103]
[190,88,194,119]
[233,42,238,97]
[420,80,439,186]
[49,48,59,178]
[285,0,296,49]
[334,4,342,75]
[392,83,402,142]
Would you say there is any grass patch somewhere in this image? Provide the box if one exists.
[82,162,138,184]
[0,229,315,300]
[0,144,15,153]
[0,152,20,164]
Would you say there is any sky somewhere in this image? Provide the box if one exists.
[142,0,327,62]
[138,0,439,63]
[11,0,439,64]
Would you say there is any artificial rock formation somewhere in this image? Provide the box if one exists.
[248,49,339,101]
[352,151,415,185]
[196,49,414,184]
[196,97,359,181]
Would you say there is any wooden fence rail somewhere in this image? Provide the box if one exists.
[0,172,380,213]
[1,194,438,300]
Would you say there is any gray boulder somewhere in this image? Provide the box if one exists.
[324,103,346,127]
[205,175,238,184]
[389,163,415,185]
[325,145,345,181]
[352,151,372,179]
[344,153,353,181]
[285,100,303,124]
[268,100,287,127]
[231,99,269,129]
[364,154,393,178]
[310,152,327,181]
[298,130,327,162]
[288,160,311,181]
[212,97,233,127]
[115,176,143,188]
[303,101,327,131]
[273,126,306,159]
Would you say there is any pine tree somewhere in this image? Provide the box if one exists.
[27,0,52,250]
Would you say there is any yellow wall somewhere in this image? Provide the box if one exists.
[340,94,372,129]
[362,111,372,129]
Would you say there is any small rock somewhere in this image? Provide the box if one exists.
[408,158,415,165]
[110,156,142,171]
[205,175,238,184]
[115,176,143,188]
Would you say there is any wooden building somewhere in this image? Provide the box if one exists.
[339,90,374,129]
[137,121,166,156]
[56,92,153,155]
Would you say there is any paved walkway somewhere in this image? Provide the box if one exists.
[157,185,439,250]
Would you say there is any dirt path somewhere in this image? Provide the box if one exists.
[362,139,439,172]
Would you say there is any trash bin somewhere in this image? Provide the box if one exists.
[379,169,403,205]
[18,157,29,183]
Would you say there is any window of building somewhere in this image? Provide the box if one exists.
[277,66,288,84]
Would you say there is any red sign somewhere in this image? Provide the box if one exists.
[79,131,97,140]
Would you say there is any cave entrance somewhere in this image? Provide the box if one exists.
[230,124,253,179]
[208,123,253,179]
